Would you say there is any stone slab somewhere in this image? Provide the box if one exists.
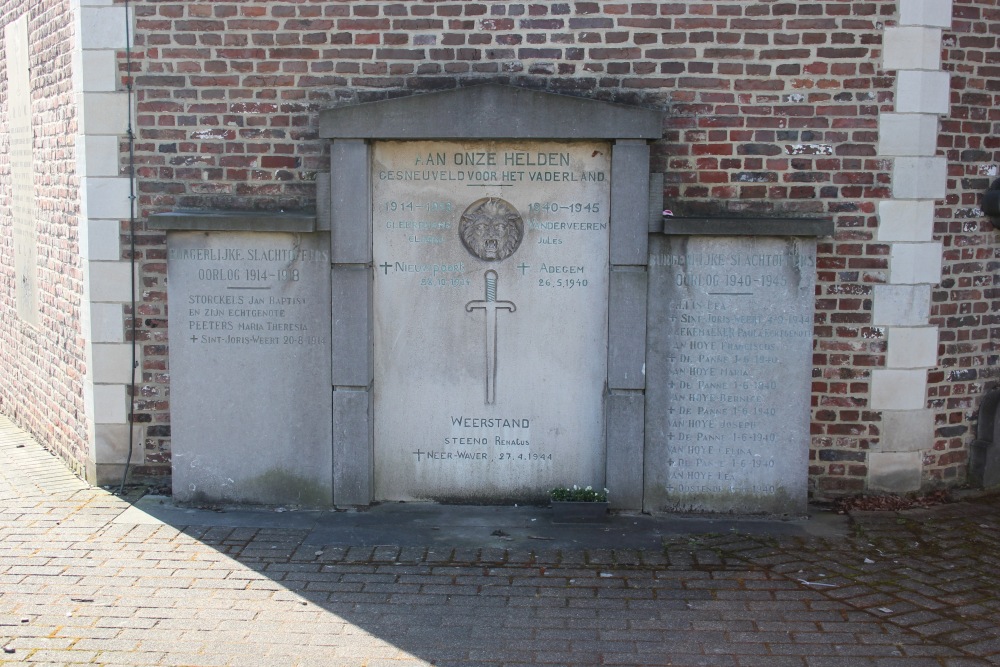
[868,451,922,492]
[871,369,928,410]
[333,389,373,507]
[659,217,834,237]
[610,140,650,266]
[167,231,333,507]
[900,0,954,28]
[319,84,662,140]
[371,140,611,502]
[608,268,647,390]
[880,409,935,453]
[645,236,815,515]
[148,210,316,232]
[873,284,931,326]
[331,265,372,387]
[330,139,372,263]
[606,392,644,510]
[6,15,39,327]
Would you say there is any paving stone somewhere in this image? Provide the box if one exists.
[2,416,1000,666]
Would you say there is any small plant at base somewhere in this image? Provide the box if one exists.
[549,485,609,502]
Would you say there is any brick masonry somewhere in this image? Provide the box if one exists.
[929,0,1000,484]
[0,0,90,477]
[1,0,998,500]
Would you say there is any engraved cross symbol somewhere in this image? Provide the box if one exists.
[466,270,516,405]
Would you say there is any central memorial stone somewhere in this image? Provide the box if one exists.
[372,141,611,502]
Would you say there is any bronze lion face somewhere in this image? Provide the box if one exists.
[458,198,524,262]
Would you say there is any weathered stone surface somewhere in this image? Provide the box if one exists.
[606,391,644,510]
[319,84,662,140]
[371,140,610,502]
[167,231,333,506]
[869,451,923,492]
[645,236,815,515]
[7,16,38,327]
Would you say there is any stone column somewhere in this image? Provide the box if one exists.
[72,0,141,484]
[870,0,953,492]
[330,139,374,506]
[606,140,649,511]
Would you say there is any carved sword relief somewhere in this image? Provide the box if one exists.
[466,270,516,405]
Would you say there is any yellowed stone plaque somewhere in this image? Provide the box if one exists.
[373,140,611,502]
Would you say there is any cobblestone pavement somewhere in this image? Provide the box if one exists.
[2,415,999,666]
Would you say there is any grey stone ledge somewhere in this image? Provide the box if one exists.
[148,210,317,232]
[656,216,835,237]
[320,84,663,140]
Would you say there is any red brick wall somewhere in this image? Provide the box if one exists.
[0,0,89,474]
[931,0,1000,483]
[127,0,902,495]
[120,0,995,497]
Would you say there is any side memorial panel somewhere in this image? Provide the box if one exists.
[168,231,333,506]
[645,236,815,515]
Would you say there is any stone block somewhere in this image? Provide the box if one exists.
[95,424,143,465]
[871,369,928,410]
[883,27,942,71]
[608,268,647,391]
[79,6,129,49]
[610,140,650,266]
[872,284,930,326]
[878,113,939,157]
[80,91,129,135]
[879,409,936,453]
[605,392,644,510]
[899,0,954,28]
[892,157,948,200]
[886,326,939,369]
[895,71,951,115]
[868,451,922,492]
[83,177,134,220]
[889,241,943,285]
[92,383,127,424]
[877,200,935,242]
[84,217,122,262]
[88,260,134,303]
[79,49,118,93]
[91,343,134,384]
[331,265,372,388]
[333,389,373,507]
[79,134,122,177]
[88,303,124,343]
[330,140,371,264]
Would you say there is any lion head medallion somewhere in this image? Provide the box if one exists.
[458,198,524,262]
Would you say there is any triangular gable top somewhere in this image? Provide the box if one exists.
[319,84,662,140]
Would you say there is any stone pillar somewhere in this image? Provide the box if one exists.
[606,140,649,511]
[330,139,374,507]
[870,0,953,492]
[72,0,141,485]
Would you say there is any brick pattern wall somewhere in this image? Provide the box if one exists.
[118,0,995,497]
[127,0,903,495]
[931,0,1000,481]
[0,0,89,475]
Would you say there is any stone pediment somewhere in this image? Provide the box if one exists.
[319,84,662,140]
